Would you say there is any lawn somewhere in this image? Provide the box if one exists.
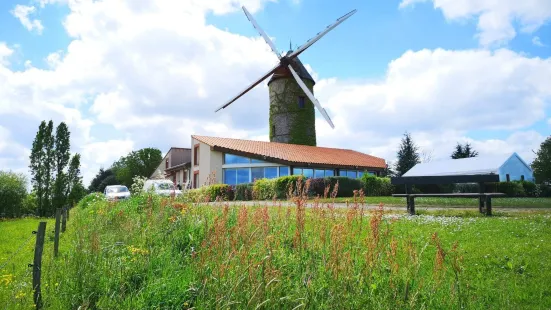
[317,196,551,208]
[2,194,551,309]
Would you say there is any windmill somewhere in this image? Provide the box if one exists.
[215,6,357,146]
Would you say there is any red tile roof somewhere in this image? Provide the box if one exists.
[192,135,387,169]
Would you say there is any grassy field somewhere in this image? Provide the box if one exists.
[0,217,55,308]
[316,196,551,208]
[2,194,551,309]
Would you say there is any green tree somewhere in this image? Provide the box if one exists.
[53,122,71,209]
[112,148,163,187]
[29,121,46,216]
[42,120,56,216]
[89,168,115,192]
[451,142,479,159]
[0,171,27,218]
[395,132,420,177]
[531,136,551,184]
[65,154,87,206]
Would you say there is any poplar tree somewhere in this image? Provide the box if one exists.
[29,121,46,216]
[53,122,71,209]
[42,120,56,216]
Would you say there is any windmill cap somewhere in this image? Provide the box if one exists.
[267,53,316,86]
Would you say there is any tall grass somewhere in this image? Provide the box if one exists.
[28,179,472,309]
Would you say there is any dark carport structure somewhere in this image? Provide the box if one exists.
[391,174,505,216]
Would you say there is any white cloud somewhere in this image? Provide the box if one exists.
[0,43,13,66]
[0,0,549,188]
[399,0,551,46]
[313,48,551,163]
[11,5,44,34]
[532,36,546,47]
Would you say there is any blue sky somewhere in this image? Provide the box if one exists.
[0,0,550,185]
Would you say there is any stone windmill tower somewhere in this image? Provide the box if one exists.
[215,6,357,147]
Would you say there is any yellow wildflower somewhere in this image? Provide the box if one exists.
[0,274,14,286]
[127,245,149,256]
[15,291,26,299]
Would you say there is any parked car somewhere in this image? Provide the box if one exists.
[104,185,131,201]
[143,179,182,196]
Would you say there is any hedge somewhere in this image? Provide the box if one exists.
[234,183,254,201]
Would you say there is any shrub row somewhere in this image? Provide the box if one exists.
[183,175,551,202]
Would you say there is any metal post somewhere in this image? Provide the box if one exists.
[32,222,46,309]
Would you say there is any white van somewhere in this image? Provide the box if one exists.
[143,179,182,196]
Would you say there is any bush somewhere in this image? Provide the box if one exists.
[361,175,395,196]
[324,177,363,197]
[487,182,525,197]
[308,178,329,197]
[518,181,537,197]
[273,175,302,199]
[77,192,105,209]
[21,192,37,216]
[202,184,234,201]
[253,179,276,200]
[0,171,28,218]
[234,183,254,201]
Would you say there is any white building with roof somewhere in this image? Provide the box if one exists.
[403,153,534,182]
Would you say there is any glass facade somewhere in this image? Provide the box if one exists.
[265,167,278,179]
[223,153,289,185]
[293,168,336,178]
[224,169,237,185]
[224,153,268,164]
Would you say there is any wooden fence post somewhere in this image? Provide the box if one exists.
[54,208,61,257]
[61,208,67,233]
[32,222,46,309]
[478,182,485,214]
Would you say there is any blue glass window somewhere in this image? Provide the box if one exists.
[347,170,357,178]
[251,158,267,163]
[251,167,264,181]
[225,154,250,164]
[298,96,305,108]
[338,170,347,177]
[325,169,334,177]
[265,167,278,179]
[314,169,325,178]
[224,169,236,185]
[237,168,249,184]
[279,166,289,176]
[293,168,302,175]
[368,171,376,176]
[303,169,314,179]
[358,171,364,178]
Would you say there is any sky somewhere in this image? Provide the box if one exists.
[0,0,550,187]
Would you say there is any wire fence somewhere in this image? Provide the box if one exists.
[1,207,71,310]
[0,232,36,271]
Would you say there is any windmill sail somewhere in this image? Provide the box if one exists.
[242,6,282,59]
[214,64,281,112]
[287,9,357,60]
[288,65,335,128]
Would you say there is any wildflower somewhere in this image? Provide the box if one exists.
[169,215,177,223]
[1,274,14,286]
[127,245,149,256]
[15,291,26,299]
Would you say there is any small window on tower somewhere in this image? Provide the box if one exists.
[298,96,305,108]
